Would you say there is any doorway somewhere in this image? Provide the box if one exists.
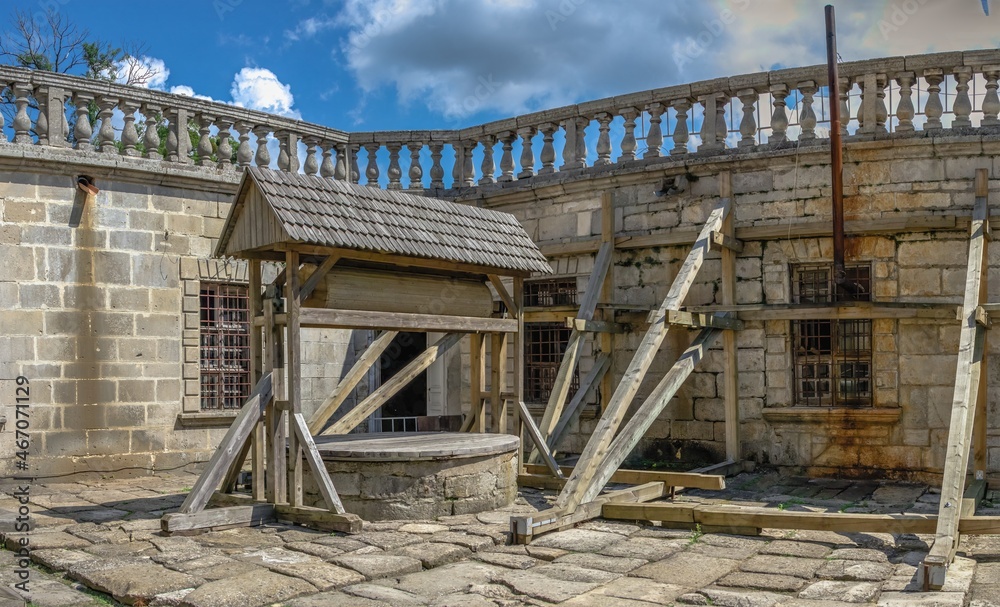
[375,332,427,431]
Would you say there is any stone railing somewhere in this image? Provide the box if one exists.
[3,50,1000,189]
[0,65,350,175]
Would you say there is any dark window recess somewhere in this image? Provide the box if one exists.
[200,283,251,410]
[522,277,581,404]
[792,264,873,408]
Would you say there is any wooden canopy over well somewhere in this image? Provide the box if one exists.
[165,168,562,538]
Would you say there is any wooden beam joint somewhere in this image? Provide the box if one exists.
[710,230,744,253]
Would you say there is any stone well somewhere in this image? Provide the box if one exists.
[303,432,519,521]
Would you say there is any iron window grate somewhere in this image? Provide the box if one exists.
[200,283,251,410]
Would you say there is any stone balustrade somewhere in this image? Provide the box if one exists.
[3,50,1000,188]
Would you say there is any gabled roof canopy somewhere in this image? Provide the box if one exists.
[214,167,551,277]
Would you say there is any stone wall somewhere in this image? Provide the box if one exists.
[456,134,1000,483]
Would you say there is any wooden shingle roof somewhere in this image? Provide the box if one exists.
[214,167,551,275]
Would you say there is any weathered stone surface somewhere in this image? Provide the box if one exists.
[356,531,423,550]
[632,552,740,587]
[285,541,347,560]
[9,578,106,607]
[598,536,686,561]
[586,576,685,604]
[333,554,423,580]
[760,540,831,559]
[179,570,316,607]
[524,545,568,561]
[828,548,889,562]
[30,548,94,571]
[716,571,807,592]
[741,555,825,579]
[71,560,200,606]
[5,532,90,551]
[269,559,365,591]
[678,587,787,607]
[428,592,496,607]
[528,528,624,552]
[375,561,503,599]
[394,541,471,569]
[530,562,619,584]
[399,523,450,535]
[186,561,267,582]
[494,569,601,603]
[553,552,646,573]
[798,580,881,602]
[816,559,895,582]
[877,591,966,606]
[428,532,495,552]
[560,592,657,606]
[285,591,393,607]
[474,551,538,570]
[342,583,428,605]
[311,535,368,552]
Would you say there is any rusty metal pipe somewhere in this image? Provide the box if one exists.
[826,4,846,293]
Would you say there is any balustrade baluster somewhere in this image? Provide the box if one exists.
[538,124,557,174]
[253,127,271,167]
[196,115,214,166]
[953,67,973,128]
[365,143,380,187]
[480,136,496,185]
[323,143,339,178]
[619,109,638,162]
[594,113,612,166]
[562,119,578,169]
[737,89,758,147]
[387,142,403,189]
[518,126,536,178]
[462,141,475,186]
[143,105,162,159]
[924,69,944,131]
[498,131,516,181]
[698,94,726,153]
[839,77,851,136]
[575,117,588,167]
[0,88,6,143]
[34,89,48,146]
[120,101,139,156]
[798,82,817,141]
[12,83,33,144]
[302,137,319,175]
[644,102,664,158]
[670,99,690,156]
[430,143,445,189]
[235,122,252,166]
[983,68,1000,126]
[97,97,118,154]
[277,132,290,172]
[407,142,423,190]
[895,73,915,132]
[72,93,93,151]
[769,85,789,144]
[349,144,360,184]
[217,119,234,169]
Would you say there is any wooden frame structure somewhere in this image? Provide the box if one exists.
[510,170,998,592]
[163,167,559,534]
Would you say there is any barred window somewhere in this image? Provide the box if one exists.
[792,264,873,407]
[200,283,251,410]
[523,278,580,404]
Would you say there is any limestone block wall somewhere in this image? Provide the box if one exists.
[0,167,355,479]
[464,135,1000,482]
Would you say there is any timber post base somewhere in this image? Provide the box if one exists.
[161,491,364,536]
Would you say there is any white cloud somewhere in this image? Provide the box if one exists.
[168,85,217,102]
[230,67,301,119]
[285,16,338,41]
[106,55,170,89]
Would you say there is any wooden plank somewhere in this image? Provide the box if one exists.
[533,241,615,462]
[307,330,399,435]
[523,464,725,490]
[564,318,624,333]
[685,302,959,321]
[272,310,288,505]
[556,198,730,513]
[299,254,340,301]
[491,333,508,433]
[298,307,518,333]
[488,274,517,314]
[691,459,750,477]
[719,171,740,463]
[515,400,563,479]
[290,413,345,514]
[665,310,743,330]
[548,354,611,453]
[324,333,465,435]
[281,243,534,278]
[599,191,615,414]
[178,373,273,514]
[286,251,303,507]
[519,473,566,491]
[710,230,744,253]
[263,301,276,504]
[513,276,526,477]
[162,504,275,534]
[471,333,486,433]
[582,328,721,506]
[248,260,265,501]
[925,168,990,589]
[273,505,363,534]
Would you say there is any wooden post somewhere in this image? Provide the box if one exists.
[923,168,990,589]
[513,276,525,475]
[285,251,303,507]
[271,298,288,505]
[719,172,741,462]
[599,191,616,413]
[470,333,486,432]
[263,299,276,503]
[556,197,731,512]
[491,333,508,433]
[249,260,265,500]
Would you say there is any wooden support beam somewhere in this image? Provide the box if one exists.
[471,333,486,433]
[323,333,464,435]
[687,301,959,321]
[523,464,725,491]
[178,373,273,514]
[307,330,398,435]
[548,354,611,453]
[511,481,666,543]
[513,277,526,476]
[162,504,276,535]
[924,168,991,590]
[272,505,363,534]
[488,274,517,314]
[248,260,265,501]
[297,308,517,333]
[491,333,508,433]
[290,413,345,514]
[515,399,563,480]
[691,459,751,477]
[598,192,616,414]
[555,197,730,513]
[286,251,304,507]
[719,171,740,463]
[564,318,625,333]
[710,230,744,253]
[299,254,340,302]
[665,310,743,331]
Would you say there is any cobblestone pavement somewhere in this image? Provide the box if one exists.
[0,470,998,607]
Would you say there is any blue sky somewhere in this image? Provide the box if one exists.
[5,0,1000,132]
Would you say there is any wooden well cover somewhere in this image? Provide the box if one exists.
[302,266,494,317]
